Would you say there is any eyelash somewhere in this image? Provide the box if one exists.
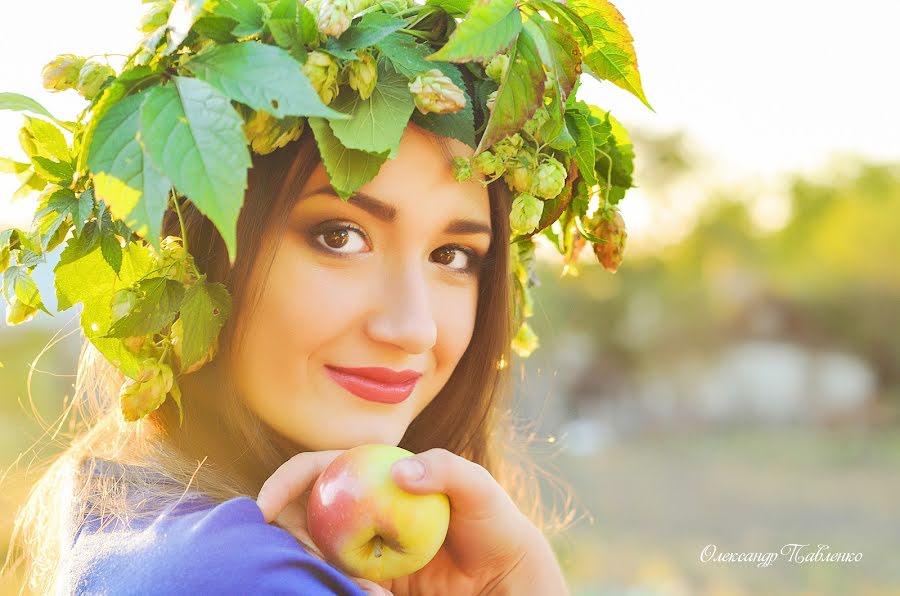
[307,222,488,276]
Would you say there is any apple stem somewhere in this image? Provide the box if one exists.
[373,536,383,558]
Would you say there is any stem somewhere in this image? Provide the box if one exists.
[397,28,433,41]
[373,536,383,558]
[171,191,189,255]
[158,339,171,365]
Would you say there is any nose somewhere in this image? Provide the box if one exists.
[365,261,437,355]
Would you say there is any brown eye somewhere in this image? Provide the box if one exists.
[311,224,368,254]
[323,228,349,249]
[432,245,473,272]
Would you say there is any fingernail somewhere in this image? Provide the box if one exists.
[393,457,425,481]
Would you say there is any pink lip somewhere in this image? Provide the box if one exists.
[325,366,421,404]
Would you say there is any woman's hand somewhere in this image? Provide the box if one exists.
[256,448,566,596]
[383,448,563,596]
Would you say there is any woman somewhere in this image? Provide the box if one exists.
[6,121,570,594]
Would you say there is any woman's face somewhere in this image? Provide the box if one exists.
[233,124,492,451]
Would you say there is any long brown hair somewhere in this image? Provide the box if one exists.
[3,123,574,594]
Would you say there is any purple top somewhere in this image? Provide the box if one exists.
[69,462,367,595]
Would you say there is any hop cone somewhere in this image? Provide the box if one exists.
[503,152,536,194]
[492,134,523,163]
[409,69,466,115]
[533,157,567,199]
[348,50,378,100]
[307,0,355,37]
[119,359,174,422]
[591,209,627,273]
[472,151,505,178]
[76,61,116,100]
[243,108,305,155]
[510,192,543,236]
[303,51,340,105]
[522,105,550,138]
[485,54,509,83]
[41,54,86,93]
[451,156,472,182]
[151,235,197,285]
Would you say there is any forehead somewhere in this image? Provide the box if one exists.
[298,125,490,225]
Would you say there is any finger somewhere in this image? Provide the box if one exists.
[351,578,394,596]
[390,447,515,520]
[256,449,345,523]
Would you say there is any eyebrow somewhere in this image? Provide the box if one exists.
[302,186,492,237]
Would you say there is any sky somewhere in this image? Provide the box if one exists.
[0,0,897,252]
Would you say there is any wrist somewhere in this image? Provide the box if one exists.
[479,525,569,596]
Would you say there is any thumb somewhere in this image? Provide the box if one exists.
[390,447,514,520]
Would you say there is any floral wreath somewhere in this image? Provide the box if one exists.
[0,0,651,423]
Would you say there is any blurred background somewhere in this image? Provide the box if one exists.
[1,1,898,594]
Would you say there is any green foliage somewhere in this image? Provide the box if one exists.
[0,0,652,421]
[184,42,346,119]
[308,117,391,199]
[139,77,251,264]
[87,89,171,250]
[427,0,522,63]
[329,60,415,153]
[179,279,231,370]
[568,0,653,111]
[476,27,544,152]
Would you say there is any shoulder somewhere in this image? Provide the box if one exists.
[70,495,366,596]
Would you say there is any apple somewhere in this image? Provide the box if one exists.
[306,444,450,582]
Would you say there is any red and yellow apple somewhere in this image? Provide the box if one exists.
[306,444,450,582]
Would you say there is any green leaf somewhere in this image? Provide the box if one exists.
[32,188,91,250]
[0,157,31,176]
[86,90,171,250]
[427,0,522,63]
[592,109,633,188]
[22,117,71,163]
[184,42,347,119]
[12,172,47,201]
[525,0,592,45]
[139,77,252,264]
[76,77,130,176]
[208,0,265,37]
[329,60,415,153]
[376,33,435,78]
[164,0,209,55]
[567,109,596,185]
[524,16,581,103]
[3,266,40,308]
[308,117,390,200]
[268,0,317,52]
[180,280,231,369]
[476,26,544,153]
[411,62,476,148]
[332,12,406,51]
[100,228,123,276]
[104,277,184,338]
[0,92,75,131]
[55,237,155,378]
[426,0,473,18]
[568,0,653,111]
[31,155,74,187]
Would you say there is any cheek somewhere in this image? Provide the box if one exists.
[432,282,479,367]
[260,253,368,345]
